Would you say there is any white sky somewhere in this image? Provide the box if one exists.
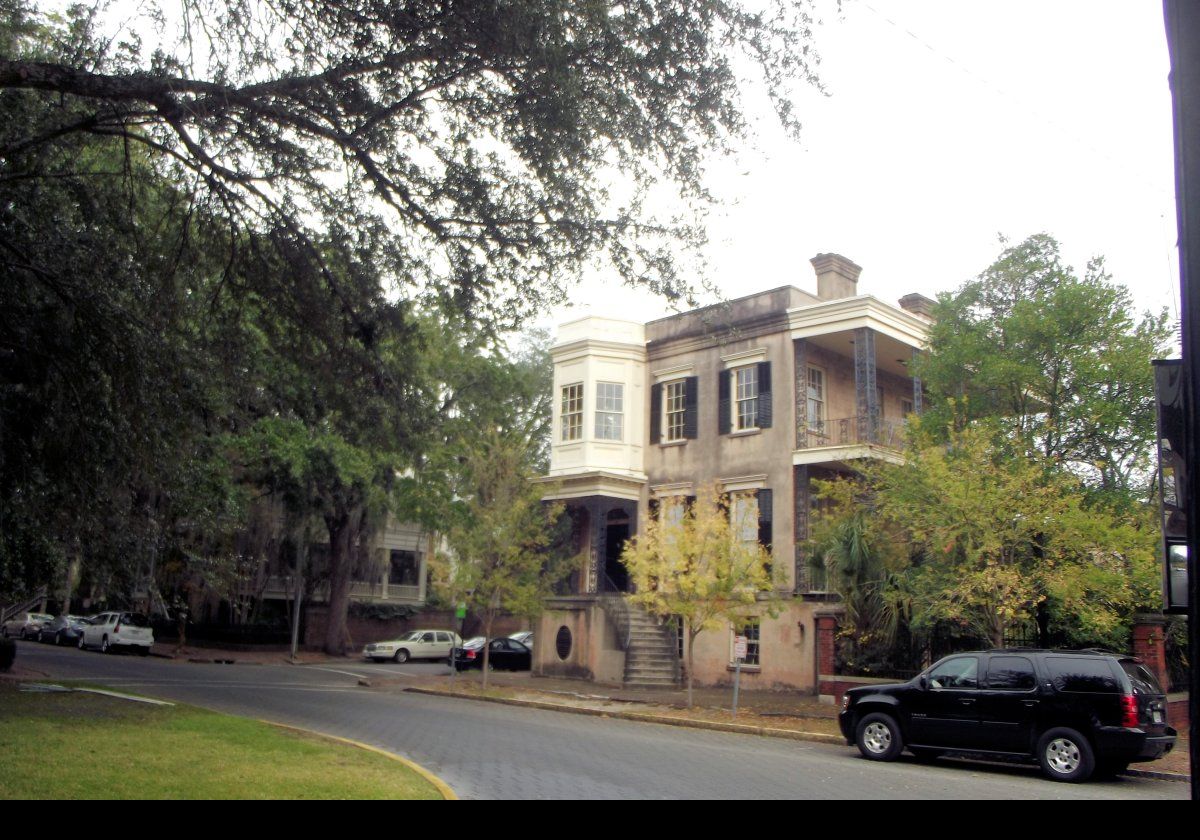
[544,0,1181,331]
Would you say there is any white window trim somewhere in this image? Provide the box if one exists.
[720,348,767,368]
[729,620,762,668]
[662,377,688,443]
[731,363,759,432]
[594,381,624,441]
[561,381,584,442]
[806,364,827,435]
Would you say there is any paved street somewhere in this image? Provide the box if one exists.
[8,641,1189,800]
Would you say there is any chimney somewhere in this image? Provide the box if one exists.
[898,293,936,322]
[810,253,862,301]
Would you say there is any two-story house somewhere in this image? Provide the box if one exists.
[537,254,933,692]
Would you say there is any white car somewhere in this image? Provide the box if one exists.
[2,612,54,640]
[78,611,154,655]
[362,630,461,663]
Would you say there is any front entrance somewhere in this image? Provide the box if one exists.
[603,509,631,592]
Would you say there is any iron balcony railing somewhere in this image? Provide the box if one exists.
[262,576,420,603]
[798,415,907,450]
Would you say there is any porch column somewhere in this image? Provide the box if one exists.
[793,464,810,593]
[911,347,923,414]
[854,327,879,443]
[793,338,809,449]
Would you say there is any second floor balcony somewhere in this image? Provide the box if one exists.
[795,414,907,466]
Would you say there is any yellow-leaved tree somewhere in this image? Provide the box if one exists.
[620,483,780,707]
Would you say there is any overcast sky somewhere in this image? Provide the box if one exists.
[546,0,1180,333]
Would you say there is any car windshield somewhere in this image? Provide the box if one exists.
[399,631,423,641]
[463,637,485,648]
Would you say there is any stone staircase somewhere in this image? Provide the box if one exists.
[622,604,681,688]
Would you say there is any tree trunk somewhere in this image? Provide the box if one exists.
[323,509,360,656]
[480,598,498,689]
[686,625,698,709]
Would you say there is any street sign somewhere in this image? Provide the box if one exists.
[734,635,748,661]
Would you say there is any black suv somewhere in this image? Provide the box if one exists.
[838,649,1176,782]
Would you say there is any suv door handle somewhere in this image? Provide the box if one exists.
[1023,700,1039,707]
[959,698,975,706]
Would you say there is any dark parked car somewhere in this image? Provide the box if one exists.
[451,637,531,672]
[838,649,1176,782]
[37,615,92,645]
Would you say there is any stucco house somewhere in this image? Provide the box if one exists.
[535,254,934,692]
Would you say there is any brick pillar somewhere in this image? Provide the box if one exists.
[1132,614,1170,691]
[816,614,839,677]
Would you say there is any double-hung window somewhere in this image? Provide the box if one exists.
[731,619,761,666]
[561,383,583,441]
[730,491,759,547]
[734,366,758,431]
[594,382,624,440]
[664,380,687,442]
[719,361,771,434]
[806,366,826,435]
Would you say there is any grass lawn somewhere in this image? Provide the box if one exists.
[0,681,445,799]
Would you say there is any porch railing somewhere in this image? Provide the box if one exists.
[798,416,906,450]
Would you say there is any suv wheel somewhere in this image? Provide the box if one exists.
[393,649,409,664]
[78,634,86,650]
[1037,727,1094,782]
[855,712,904,761]
[101,636,111,654]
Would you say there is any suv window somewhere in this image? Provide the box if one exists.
[1045,656,1120,693]
[986,655,1036,690]
[1120,660,1164,695]
[120,613,150,627]
[928,656,979,689]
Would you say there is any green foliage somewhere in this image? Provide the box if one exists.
[439,430,569,686]
[808,479,907,672]
[915,234,1172,501]
[0,0,825,324]
[868,423,1160,651]
[621,483,780,705]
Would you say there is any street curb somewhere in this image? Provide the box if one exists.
[260,719,458,800]
[404,686,843,745]
[1122,767,1191,782]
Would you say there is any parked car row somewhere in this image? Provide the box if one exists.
[1,611,154,654]
[361,628,535,672]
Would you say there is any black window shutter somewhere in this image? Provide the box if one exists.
[648,497,660,522]
[718,370,731,435]
[757,361,772,428]
[650,382,662,443]
[683,376,699,439]
[757,489,773,551]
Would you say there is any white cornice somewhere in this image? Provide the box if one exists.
[552,338,648,364]
[786,296,929,348]
[536,470,647,502]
